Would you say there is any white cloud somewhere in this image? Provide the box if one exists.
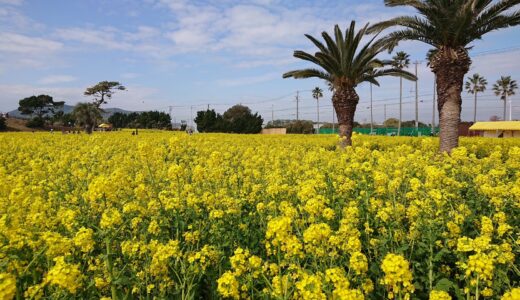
[54,27,132,50]
[38,75,77,85]
[0,0,23,5]
[217,72,280,87]
[0,32,62,54]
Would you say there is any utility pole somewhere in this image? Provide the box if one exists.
[398,75,402,136]
[370,83,374,134]
[168,106,174,127]
[432,77,436,134]
[207,104,210,110]
[295,91,300,121]
[190,105,193,129]
[384,104,387,123]
[509,96,512,121]
[316,97,320,135]
[271,104,274,123]
[414,61,420,134]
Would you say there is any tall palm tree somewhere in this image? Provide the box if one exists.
[391,51,411,136]
[368,0,520,152]
[493,76,518,121]
[73,103,102,134]
[283,21,416,146]
[312,87,323,134]
[465,73,487,123]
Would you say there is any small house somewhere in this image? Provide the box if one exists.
[469,121,520,138]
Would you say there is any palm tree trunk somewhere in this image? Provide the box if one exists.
[333,86,359,147]
[503,96,507,121]
[317,99,320,134]
[473,93,477,123]
[434,50,470,153]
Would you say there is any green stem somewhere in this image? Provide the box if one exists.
[105,238,120,300]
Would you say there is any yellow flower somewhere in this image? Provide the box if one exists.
[99,208,122,229]
[45,256,83,294]
[501,288,520,300]
[0,273,16,300]
[381,253,414,299]
[217,271,239,299]
[73,227,95,253]
[429,290,452,300]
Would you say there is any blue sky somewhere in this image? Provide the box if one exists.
[1,0,520,124]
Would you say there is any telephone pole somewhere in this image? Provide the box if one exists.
[414,61,420,133]
[271,104,274,123]
[168,106,174,127]
[370,83,374,134]
[384,104,387,123]
[295,91,300,120]
[190,105,193,129]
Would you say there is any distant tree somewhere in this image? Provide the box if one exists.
[319,122,338,129]
[465,74,487,123]
[73,103,102,134]
[286,120,315,134]
[489,115,501,122]
[109,111,171,129]
[312,87,323,133]
[493,76,517,121]
[384,118,400,128]
[137,111,171,129]
[0,116,6,131]
[284,22,415,146]
[60,113,76,127]
[84,81,126,108]
[401,120,428,127]
[194,109,222,132]
[391,51,411,136]
[222,105,263,133]
[18,95,65,119]
[108,112,130,128]
[194,105,263,133]
[265,119,293,128]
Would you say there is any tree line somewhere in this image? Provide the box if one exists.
[15,81,171,133]
[108,111,171,129]
[194,105,263,134]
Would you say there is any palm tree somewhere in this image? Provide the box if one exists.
[73,103,102,134]
[283,21,416,147]
[465,74,487,123]
[312,87,323,134]
[493,76,518,121]
[368,0,520,152]
[391,51,411,136]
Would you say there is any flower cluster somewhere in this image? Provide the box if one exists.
[0,131,518,299]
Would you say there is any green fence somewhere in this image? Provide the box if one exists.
[319,127,439,136]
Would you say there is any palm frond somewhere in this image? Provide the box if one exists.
[283,69,332,81]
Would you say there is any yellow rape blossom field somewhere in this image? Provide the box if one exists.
[0,131,519,300]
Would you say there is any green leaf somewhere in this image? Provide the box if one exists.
[434,278,453,292]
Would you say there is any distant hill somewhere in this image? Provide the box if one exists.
[8,104,134,119]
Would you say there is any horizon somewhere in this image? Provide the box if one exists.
[1,0,520,124]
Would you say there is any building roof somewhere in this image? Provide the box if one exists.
[469,121,520,131]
